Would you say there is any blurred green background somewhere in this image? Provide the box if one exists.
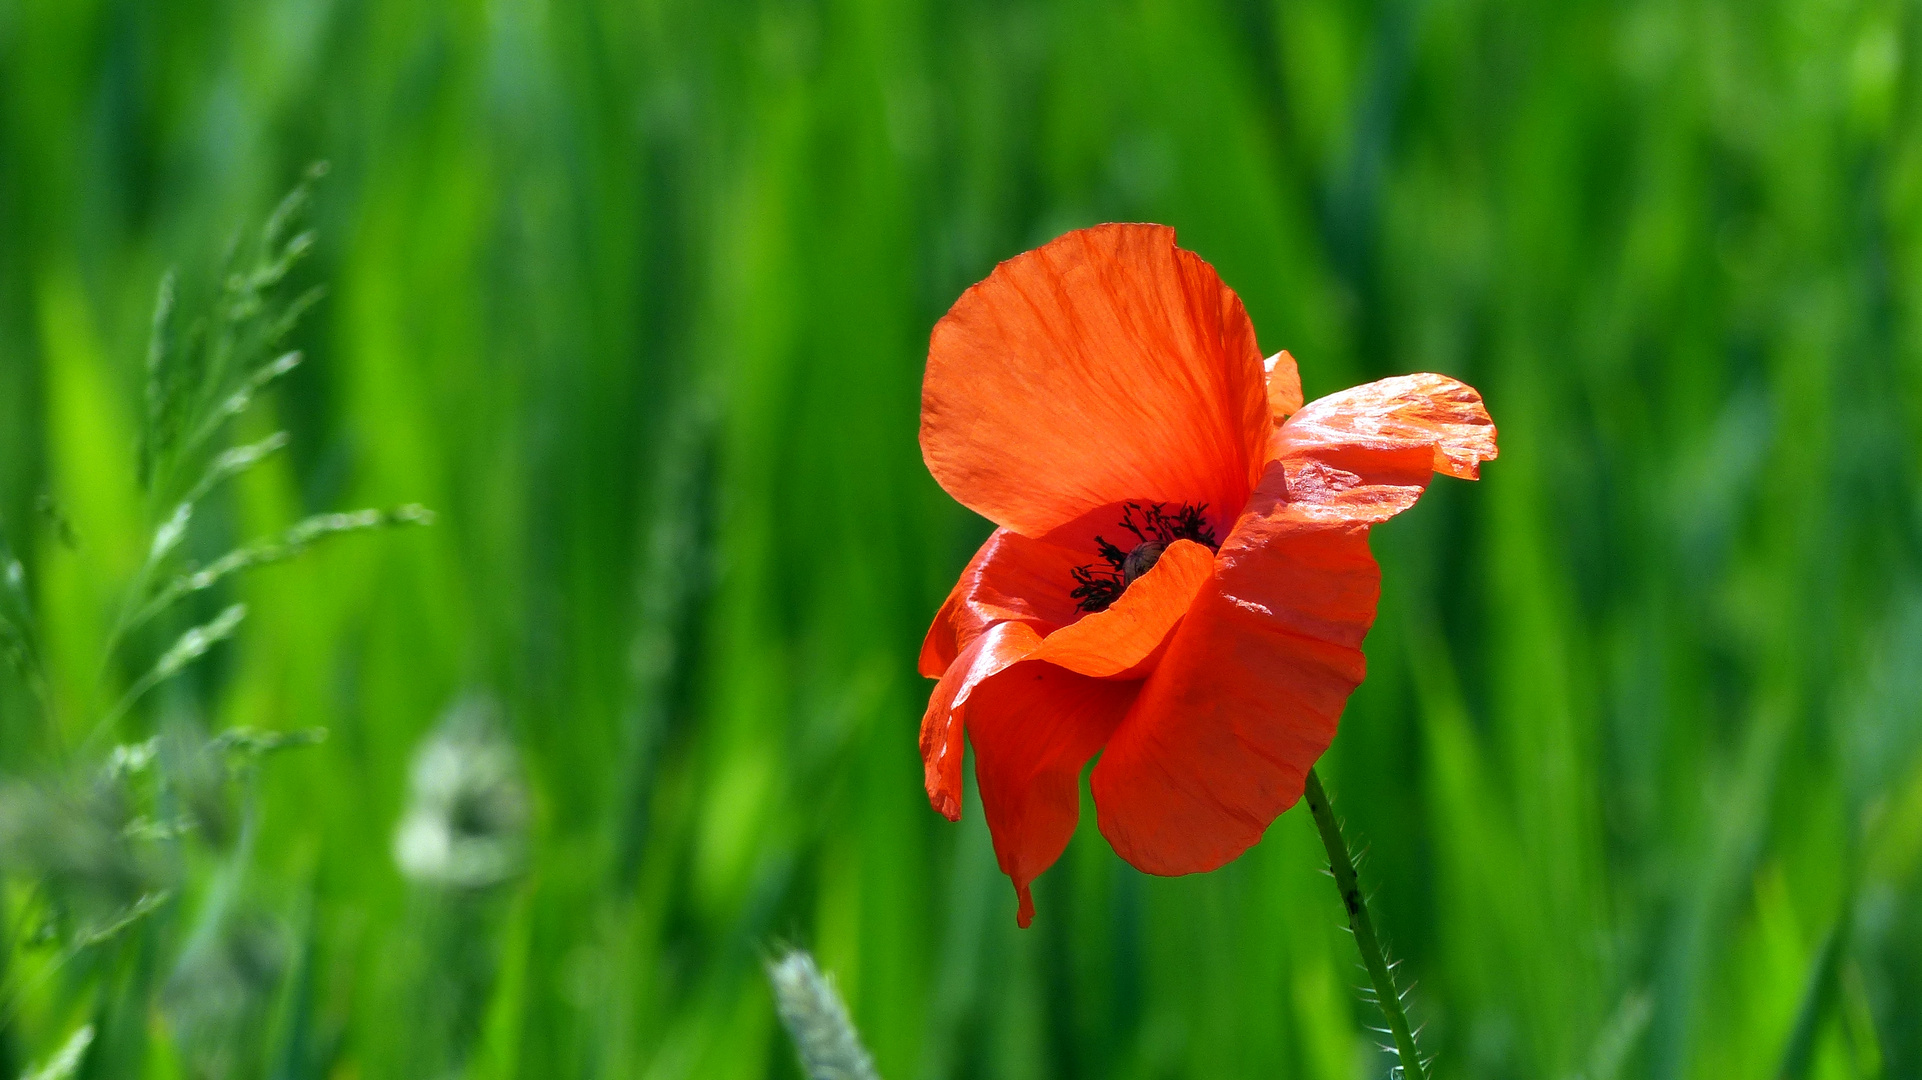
[3,0,1921,1078]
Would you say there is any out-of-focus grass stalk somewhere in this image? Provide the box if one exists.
[1774,866,1857,1080]
[1305,768,1427,1080]
[20,1024,92,1080]
[766,950,881,1080]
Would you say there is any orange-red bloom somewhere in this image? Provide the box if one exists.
[918,224,1498,926]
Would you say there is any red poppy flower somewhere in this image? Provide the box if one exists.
[918,224,1497,926]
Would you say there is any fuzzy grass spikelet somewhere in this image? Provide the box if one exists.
[766,950,881,1080]
[393,696,530,889]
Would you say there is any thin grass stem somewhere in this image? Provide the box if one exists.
[1304,767,1427,1080]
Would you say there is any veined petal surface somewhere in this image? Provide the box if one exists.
[1264,350,1303,422]
[1092,374,1493,874]
[920,621,1045,821]
[965,661,1139,926]
[1272,372,1497,479]
[921,224,1270,538]
[919,528,1086,678]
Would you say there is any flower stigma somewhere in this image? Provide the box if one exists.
[1070,501,1218,613]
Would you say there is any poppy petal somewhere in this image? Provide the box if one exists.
[1090,440,1456,875]
[965,660,1139,926]
[920,620,1045,821]
[1264,350,1303,422]
[918,529,1089,678]
[921,224,1270,538]
[1030,538,1214,678]
[1272,372,1497,479]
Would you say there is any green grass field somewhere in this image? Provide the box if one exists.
[2,0,1920,1077]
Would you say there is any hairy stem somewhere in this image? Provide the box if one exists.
[1304,767,1426,1080]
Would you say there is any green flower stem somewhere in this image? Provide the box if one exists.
[1304,767,1427,1080]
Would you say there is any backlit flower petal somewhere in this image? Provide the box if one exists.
[921,224,1270,538]
[1029,539,1214,678]
[918,529,1088,678]
[920,621,1045,821]
[965,661,1139,926]
[1090,443,1444,875]
[1264,350,1303,422]
[1272,372,1497,479]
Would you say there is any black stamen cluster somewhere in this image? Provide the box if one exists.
[1070,501,1219,613]
[1069,564,1125,613]
[1117,501,1219,550]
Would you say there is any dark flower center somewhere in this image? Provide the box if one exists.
[1069,501,1219,613]
[1121,540,1166,582]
